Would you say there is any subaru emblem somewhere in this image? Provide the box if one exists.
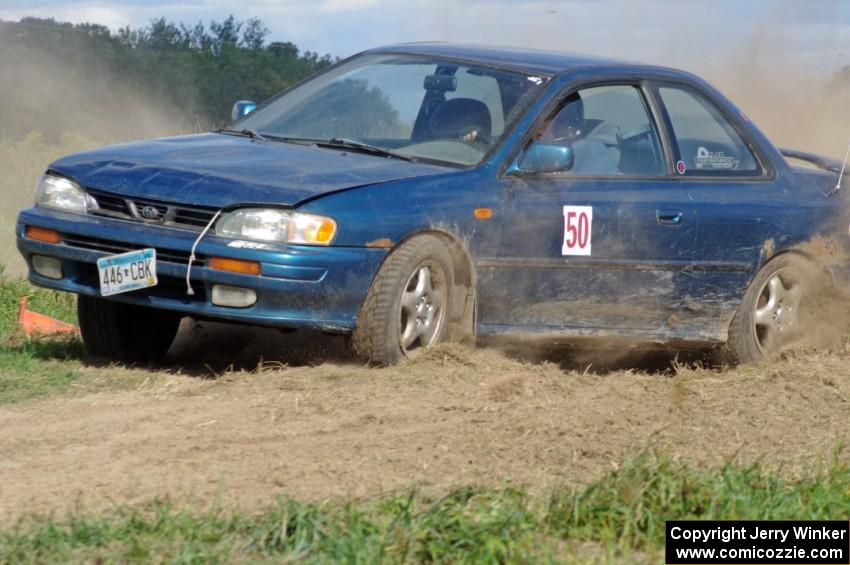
[141,205,160,220]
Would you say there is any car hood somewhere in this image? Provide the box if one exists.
[49,133,451,208]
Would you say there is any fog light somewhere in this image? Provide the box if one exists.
[211,285,257,308]
[31,255,63,280]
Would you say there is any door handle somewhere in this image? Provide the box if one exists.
[656,209,683,225]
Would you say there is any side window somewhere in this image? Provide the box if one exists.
[658,86,760,175]
[538,85,665,176]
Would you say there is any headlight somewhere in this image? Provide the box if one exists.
[215,209,337,245]
[35,174,95,214]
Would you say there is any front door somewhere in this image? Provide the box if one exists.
[477,83,696,335]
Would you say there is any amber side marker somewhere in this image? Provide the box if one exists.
[210,257,261,275]
[25,226,61,244]
[474,208,493,220]
[366,238,393,248]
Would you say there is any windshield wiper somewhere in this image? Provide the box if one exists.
[215,132,416,161]
[216,128,267,141]
[315,138,416,162]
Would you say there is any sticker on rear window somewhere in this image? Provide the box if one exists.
[695,146,739,170]
[562,205,592,256]
[676,160,686,175]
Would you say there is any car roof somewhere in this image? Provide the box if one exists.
[364,42,673,77]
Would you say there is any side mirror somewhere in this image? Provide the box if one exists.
[231,100,257,122]
[509,143,574,175]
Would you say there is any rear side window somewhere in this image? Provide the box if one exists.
[658,86,760,176]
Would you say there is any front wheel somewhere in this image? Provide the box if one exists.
[725,254,826,364]
[352,235,458,365]
[77,295,182,364]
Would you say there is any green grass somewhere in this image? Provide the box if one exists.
[0,269,96,404]
[0,335,90,404]
[2,452,849,563]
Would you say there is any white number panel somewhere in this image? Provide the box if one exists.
[562,205,593,256]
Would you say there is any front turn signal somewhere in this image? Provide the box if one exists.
[209,257,261,275]
[25,226,61,244]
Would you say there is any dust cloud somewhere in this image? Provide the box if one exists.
[0,21,199,274]
[0,23,196,142]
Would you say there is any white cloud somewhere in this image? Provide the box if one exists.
[318,0,380,14]
[69,6,132,28]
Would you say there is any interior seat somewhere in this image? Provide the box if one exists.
[428,98,492,141]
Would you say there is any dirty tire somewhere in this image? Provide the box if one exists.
[78,295,182,364]
[725,253,824,365]
[352,235,457,366]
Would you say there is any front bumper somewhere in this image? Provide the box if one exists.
[16,207,387,332]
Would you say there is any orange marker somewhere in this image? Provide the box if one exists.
[210,257,261,275]
[17,297,78,337]
[25,226,61,244]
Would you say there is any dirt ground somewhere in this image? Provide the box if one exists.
[2,320,850,524]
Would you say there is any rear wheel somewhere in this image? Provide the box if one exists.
[352,235,457,365]
[77,295,181,364]
[725,254,825,364]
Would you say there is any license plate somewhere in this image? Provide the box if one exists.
[97,248,158,296]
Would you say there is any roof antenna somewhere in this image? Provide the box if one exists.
[186,209,223,296]
[830,142,850,197]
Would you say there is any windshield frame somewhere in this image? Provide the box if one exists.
[227,50,552,169]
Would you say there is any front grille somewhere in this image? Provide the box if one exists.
[87,189,219,231]
[173,208,218,228]
[92,192,127,214]
[62,233,202,266]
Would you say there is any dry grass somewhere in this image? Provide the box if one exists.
[2,322,850,525]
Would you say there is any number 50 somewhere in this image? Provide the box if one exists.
[562,205,593,256]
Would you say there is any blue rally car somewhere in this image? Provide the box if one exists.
[16,43,850,365]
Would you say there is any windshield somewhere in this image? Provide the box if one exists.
[234,53,547,166]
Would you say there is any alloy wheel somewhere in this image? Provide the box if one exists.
[399,261,448,356]
[753,269,803,354]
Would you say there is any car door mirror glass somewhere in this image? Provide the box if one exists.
[231,100,257,122]
[513,142,574,175]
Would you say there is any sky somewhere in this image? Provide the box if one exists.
[1,0,850,75]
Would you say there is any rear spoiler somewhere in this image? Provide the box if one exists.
[780,148,843,174]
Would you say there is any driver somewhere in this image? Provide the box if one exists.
[538,92,621,175]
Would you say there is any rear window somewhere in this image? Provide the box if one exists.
[658,86,760,176]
